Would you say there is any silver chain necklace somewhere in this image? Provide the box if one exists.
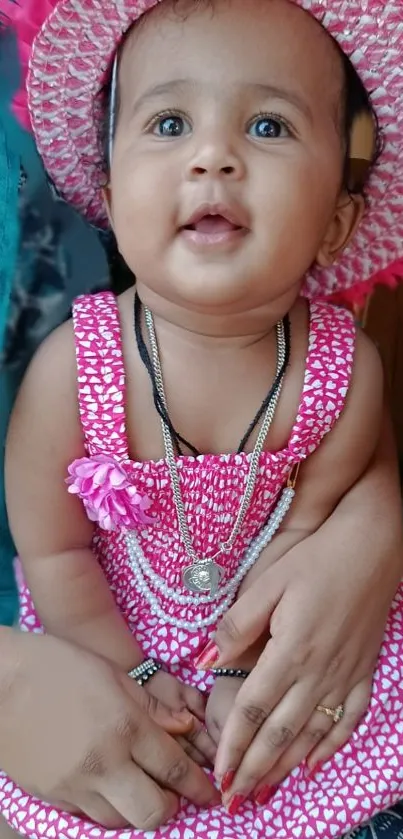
[144,305,287,596]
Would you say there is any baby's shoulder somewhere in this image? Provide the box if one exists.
[28,316,76,384]
[350,325,383,397]
[9,316,84,467]
[18,316,78,422]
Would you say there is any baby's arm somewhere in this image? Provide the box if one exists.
[6,321,217,763]
[6,321,146,671]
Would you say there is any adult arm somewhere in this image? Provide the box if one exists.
[212,337,402,798]
[0,627,219,829]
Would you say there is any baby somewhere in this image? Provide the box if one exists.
[3,0,403,837]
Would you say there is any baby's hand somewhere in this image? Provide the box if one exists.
[205,676,244,747]
[146,670,217,766]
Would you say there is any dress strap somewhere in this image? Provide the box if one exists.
[72,291,129,459]
[288,300,356,459]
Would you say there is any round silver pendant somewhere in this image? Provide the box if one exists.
[182,561,223,595]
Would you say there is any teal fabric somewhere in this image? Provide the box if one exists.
[0,29,23,624]
[0,30,110,626]
[0,29,43,344]
[0,41,18,347]
[0,29,46,625]
[0,29,43,625]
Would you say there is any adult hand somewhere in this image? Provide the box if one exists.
[0,630,219,830]
[212,417,402,803]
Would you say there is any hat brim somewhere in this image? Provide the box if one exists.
[24,0,403,299]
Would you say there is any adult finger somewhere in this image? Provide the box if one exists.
[101,763,179,831]
[48,801,82,816]
[214,639,297,779]
[220,679,324,801]
[127,711,220,809]
[250,694,344,802]
[176,736,206,766]
[306,679,372,771]
[72,792,130,829]
[211,569,284,666]
[176,735,209,766]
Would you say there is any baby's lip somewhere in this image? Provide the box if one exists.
[181,202,249,231]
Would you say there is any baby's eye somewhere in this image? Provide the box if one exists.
[152,114,191,137]
[248,115,291,139]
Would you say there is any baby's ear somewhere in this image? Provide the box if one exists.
[316,192,365,268]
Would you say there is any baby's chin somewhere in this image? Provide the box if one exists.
[131,245,296,316]
[146,251,265,311]
[158,270,261,314]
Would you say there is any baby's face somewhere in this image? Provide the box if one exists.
[107,0,350,317]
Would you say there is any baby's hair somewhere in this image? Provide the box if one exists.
[336,45,382,195]
[100,0,382,196]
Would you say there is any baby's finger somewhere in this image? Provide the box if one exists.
[306,679,371,772]
[184,685,208,722]
[123,675,194,735]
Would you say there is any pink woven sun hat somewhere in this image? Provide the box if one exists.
[3,0,403,299]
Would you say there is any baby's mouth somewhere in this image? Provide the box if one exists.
[180,209,248,249]
[184,214,243,235]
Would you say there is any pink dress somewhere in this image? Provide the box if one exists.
[1,291,403,839]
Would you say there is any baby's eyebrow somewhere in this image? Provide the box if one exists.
[128,78,313,124]
[243,83,314,125]
[129,79,191,118]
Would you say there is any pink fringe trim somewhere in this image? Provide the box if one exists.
[329,258,403,310]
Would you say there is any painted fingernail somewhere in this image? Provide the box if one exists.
[226,794,246,816]
[171,796,181,819]
[254,785,277,806]
[194,641,220,670]
[306,761,323,779]
[209,788,222,808]
[220,769,236,794]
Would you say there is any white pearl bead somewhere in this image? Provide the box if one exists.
[123,486,295,631]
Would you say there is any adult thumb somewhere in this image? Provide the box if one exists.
[196,565,284,669]
[120,672,194,735]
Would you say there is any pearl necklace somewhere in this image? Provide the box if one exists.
[126,481,297,631]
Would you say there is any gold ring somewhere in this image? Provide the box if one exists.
[315,703,344,724]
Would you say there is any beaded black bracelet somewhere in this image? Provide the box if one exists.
[212,667,250,680]
[128,658,162,686]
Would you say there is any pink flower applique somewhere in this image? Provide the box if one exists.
[66,454,156,532]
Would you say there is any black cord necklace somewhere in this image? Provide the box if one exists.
[134,293,291,457]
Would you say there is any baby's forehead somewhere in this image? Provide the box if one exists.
[119,0,344,114]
